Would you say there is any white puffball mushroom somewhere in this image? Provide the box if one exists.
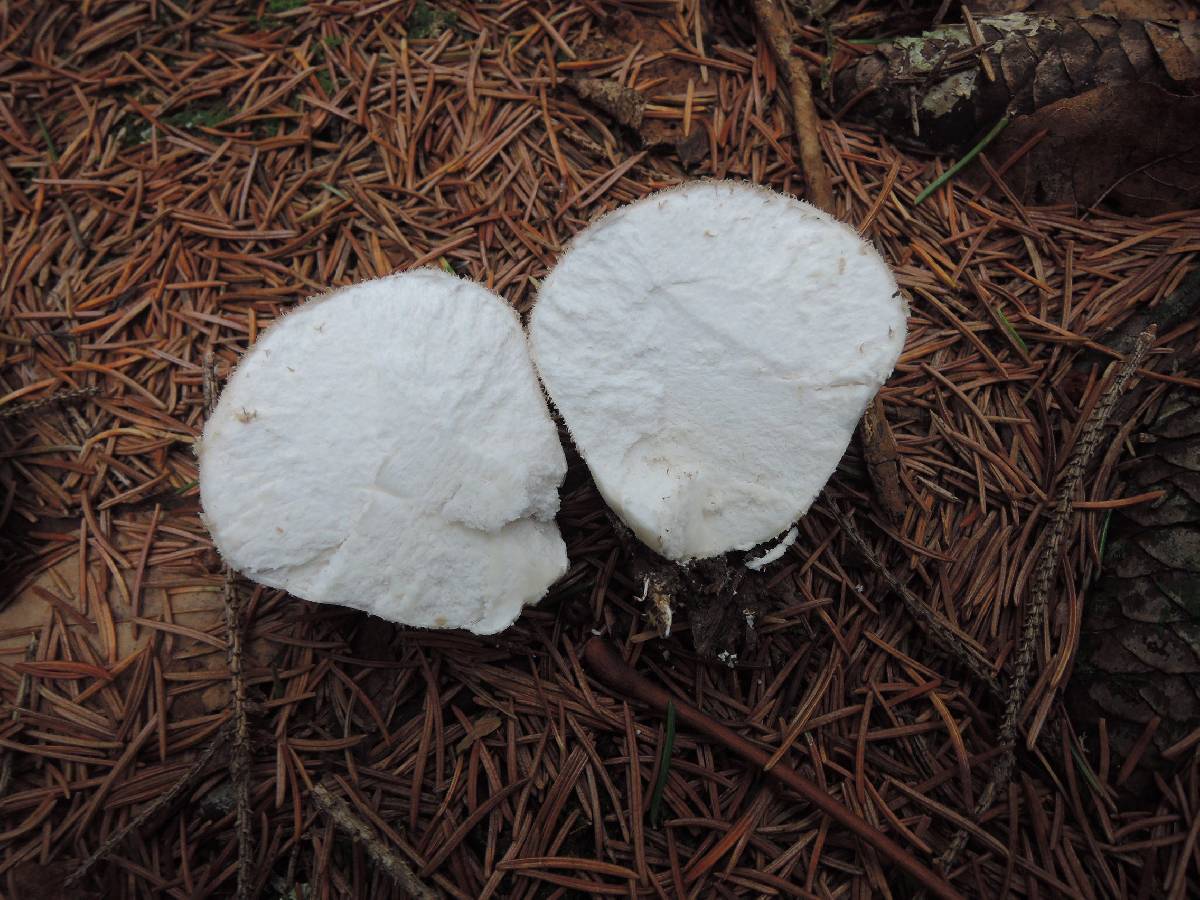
[530,180,906,562]
[199,270,568,634]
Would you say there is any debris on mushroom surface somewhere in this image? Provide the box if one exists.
[530,180,906,562]
[199,270,568,634]
[745,526,799,571]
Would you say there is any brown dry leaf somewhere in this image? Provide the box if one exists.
[2,511,274,720]
[990,83,1200,212]
[2,545,225,660]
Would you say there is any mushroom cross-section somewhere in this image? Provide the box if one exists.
[530,181,906,562]
[199,269,568,634]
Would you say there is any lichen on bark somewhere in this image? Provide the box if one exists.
[835,14,1200,150]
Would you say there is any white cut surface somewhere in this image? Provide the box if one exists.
[200,270,567,634]
[530,181,905,562]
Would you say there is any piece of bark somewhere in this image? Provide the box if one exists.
[569,10,709,165]
[569,78,645,129]
[861,395,905,519]
[835,15,1200,151]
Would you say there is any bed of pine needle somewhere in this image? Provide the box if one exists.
[1,1,1198,897]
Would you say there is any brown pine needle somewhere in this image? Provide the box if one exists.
[0,636,37,799]
[66,721,232,887]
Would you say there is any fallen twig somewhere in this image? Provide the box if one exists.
[583,638,964,900]
[224,568,254,900]
[829,503,1003,699]
[0,385,98,420]
[938,327,1156,870]
[312,782,438,899]
[67,721,232,886]
[751,0,834,213]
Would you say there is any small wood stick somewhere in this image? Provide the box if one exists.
[312,782,438,899]
[0,385,99,420]
[583,639,964,900]
[750,0,834,213]
[961,7,996,83]
[67,721,232,886]
[224,569,254,900]
[829,503,1003,699]
[861,396,906,520]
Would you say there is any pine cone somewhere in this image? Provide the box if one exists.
[1068,386,1200,789]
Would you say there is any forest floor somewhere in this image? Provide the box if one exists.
[1,1,1198,897]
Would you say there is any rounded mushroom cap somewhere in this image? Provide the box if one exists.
[530,180,905,562]
[200,269,567,634]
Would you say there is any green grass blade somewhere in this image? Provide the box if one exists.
[1098,509,1114,561]
[914,116,1009,206]
[996,306,1029,354]
[34,112,58,162]
[1070,742,1109,805]
[649,700,676,828]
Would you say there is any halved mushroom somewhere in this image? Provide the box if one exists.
[199,270,567,634]
[530,181,905,562]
